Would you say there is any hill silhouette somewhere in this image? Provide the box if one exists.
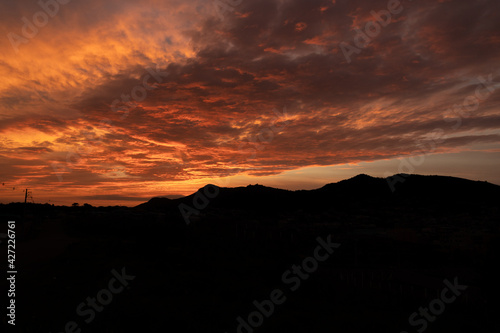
[137,173,500,213]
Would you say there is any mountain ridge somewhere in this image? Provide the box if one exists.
[136,173,500,210]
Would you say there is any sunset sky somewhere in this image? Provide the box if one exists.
[1,0,499,206]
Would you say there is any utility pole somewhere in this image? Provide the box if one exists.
[24,189,33,204]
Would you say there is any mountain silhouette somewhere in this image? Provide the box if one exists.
[137,173,500,213]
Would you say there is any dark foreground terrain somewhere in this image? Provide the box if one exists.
[1,174,500,333]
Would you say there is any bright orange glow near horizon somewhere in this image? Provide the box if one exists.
[1,0,500,206]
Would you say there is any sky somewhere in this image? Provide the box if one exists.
[0,0,499,206]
